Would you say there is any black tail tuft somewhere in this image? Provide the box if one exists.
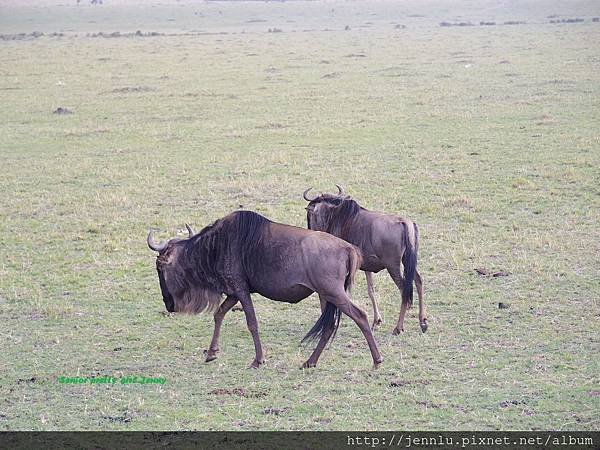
[302,302,341,345]
[401,222,417,307]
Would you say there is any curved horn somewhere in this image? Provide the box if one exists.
[185,223,195,238]
[303,187,318,202]
[147,230,167,252]
[335,184,345,195]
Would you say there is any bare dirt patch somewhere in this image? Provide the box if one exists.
[53,107,73,115]
[475,268,510,277]
[390,379,431,387]
[263,407,290,415]
[104,86,155,95]
[256,123,287,130]
[209,388,267,398]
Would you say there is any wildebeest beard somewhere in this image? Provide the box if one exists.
[157,250,223,314]
[157,211,270,314]
[173,285,222,314]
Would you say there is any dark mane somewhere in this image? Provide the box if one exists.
[312,196,363,237]
[183,210,270,289]
[158,211,271,314]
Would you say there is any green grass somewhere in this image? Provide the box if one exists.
[0,0,599,431]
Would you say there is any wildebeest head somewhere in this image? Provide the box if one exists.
[147,230,183,313]
[147,225,220,314]
[303,185,353,232]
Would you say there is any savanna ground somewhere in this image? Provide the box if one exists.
[0,0,599,431]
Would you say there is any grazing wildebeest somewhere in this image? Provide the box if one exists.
[303,186,427,335]
[147,210,382,369]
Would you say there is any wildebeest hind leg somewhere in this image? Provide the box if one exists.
[238,293,265,369]
[415,270,427,333]
[302,297,334,369]
[365,271,382,329]
[206,295,238,362]
[333,294,383,369]
[388,267,408,335]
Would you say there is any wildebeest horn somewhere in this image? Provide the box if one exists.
[303,187,318,202]
[147,230,167,252]
[185,223,195,238]
[335,184,344,195]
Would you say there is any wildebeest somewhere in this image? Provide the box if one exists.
[147,210,382,369]
[303,186,427,334]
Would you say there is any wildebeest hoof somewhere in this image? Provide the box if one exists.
[301,360,316,369]
[391,327,404,335]
[249,358,265,369]
[371,318,383,330]
[420,320,428,333]
[204,349,219,362]
[373,358,383,369]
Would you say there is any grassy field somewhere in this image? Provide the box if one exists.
[0,0,599,431]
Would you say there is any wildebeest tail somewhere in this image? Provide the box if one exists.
[301,302,341,345]
[401,221,418,307]
[344,245,363,293]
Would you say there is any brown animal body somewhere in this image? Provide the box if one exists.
[304,186,427,334]
[147,210,382,369]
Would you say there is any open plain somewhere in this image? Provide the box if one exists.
[0,0,599,430]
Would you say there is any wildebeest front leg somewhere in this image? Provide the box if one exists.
[205,295,238,362]
[365,271,382,329]
[388,267,408,335]
[333,294,383,369]
[238,293,265,368]
[415,270,428,333]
